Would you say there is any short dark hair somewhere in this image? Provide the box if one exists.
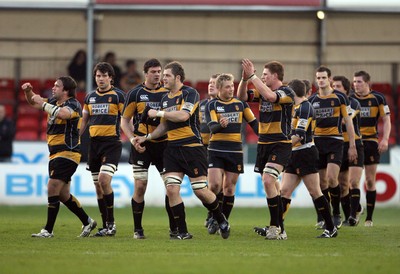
[354,70,371,82]
[316,66,331,77]
[264,61,284,81]
[93,62,115,79]
[288,79,306,97]
[143,58,162,73]
[58,76,77,98]
[164,61,185,82]
[332,75,351,94]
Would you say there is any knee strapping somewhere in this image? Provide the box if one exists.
[132,164,148,180]
[263,165,280,179]
[100,164,117,177]
[164,175,182,187]
[92,172,99,184]
[191,180,207,190]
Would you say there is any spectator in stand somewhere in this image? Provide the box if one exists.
[67,49,87,91]
[103,51,122,89]
[120,59,143,92]
[0,104,15,162]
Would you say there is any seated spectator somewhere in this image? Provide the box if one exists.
[67,49,87,91]
[120,59,142,92]
[0,104,15,162]
[103,51,122,88]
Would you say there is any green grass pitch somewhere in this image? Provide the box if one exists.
[1,205,399,274]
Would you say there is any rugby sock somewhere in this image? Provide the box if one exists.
[312,196,323,222]
[340,193,351,220]
[203,197,225,224]
[170,202,188,234]
[315,195,334,231]
[322,188,330,201]
[281,197,292,219]
[45,195,60,233]
[350,188,361,218]
[217,191,224,210]
[131,198,144,230]
[63,194,89,225]
[222,195,235,220]
[165,195,177,232]
[267,196,279,227]
[97,198,107,228]
[366,190,376,221]
[104,192,115,223]
[277,195,285,232]
[321,188,332,215]
[329,185,341,216]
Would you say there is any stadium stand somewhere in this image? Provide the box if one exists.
[18,79,42,101]
[0,78,14,89]
[15,129,39,141]
[371,82,392,96]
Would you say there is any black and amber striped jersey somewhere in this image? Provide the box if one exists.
[83,86,125,141]
[308,90,349,139]
[342,96,362,143]
[205,97,256,153]
[45,97,81,164]
[122,83,168,142]
[291,99,315,151]
[350,90,390,142]
[160,85,202,147]
[247,86,294,144]
[199,98,212,145]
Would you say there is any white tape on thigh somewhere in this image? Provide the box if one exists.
[92,172,99,184]
[164,175,182,187]
[263,166,280,179]
[132,164,148,180]
[100,164,117,177]
[191,180,207,190]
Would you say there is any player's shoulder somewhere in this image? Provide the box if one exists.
[125,84,145,97]
[332,89,345,97]
[48,97,57,105]
[277,85,294,96]
[182,85,198,94]
[230,97,248,107]
[200,98,209,105]
[333,89,349,102]
[208,97,220,105]
[370,90,386,101]
[349,96,361,106]
[300,98,312,107]
[113,86,125,96]
[308,92,317,101]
